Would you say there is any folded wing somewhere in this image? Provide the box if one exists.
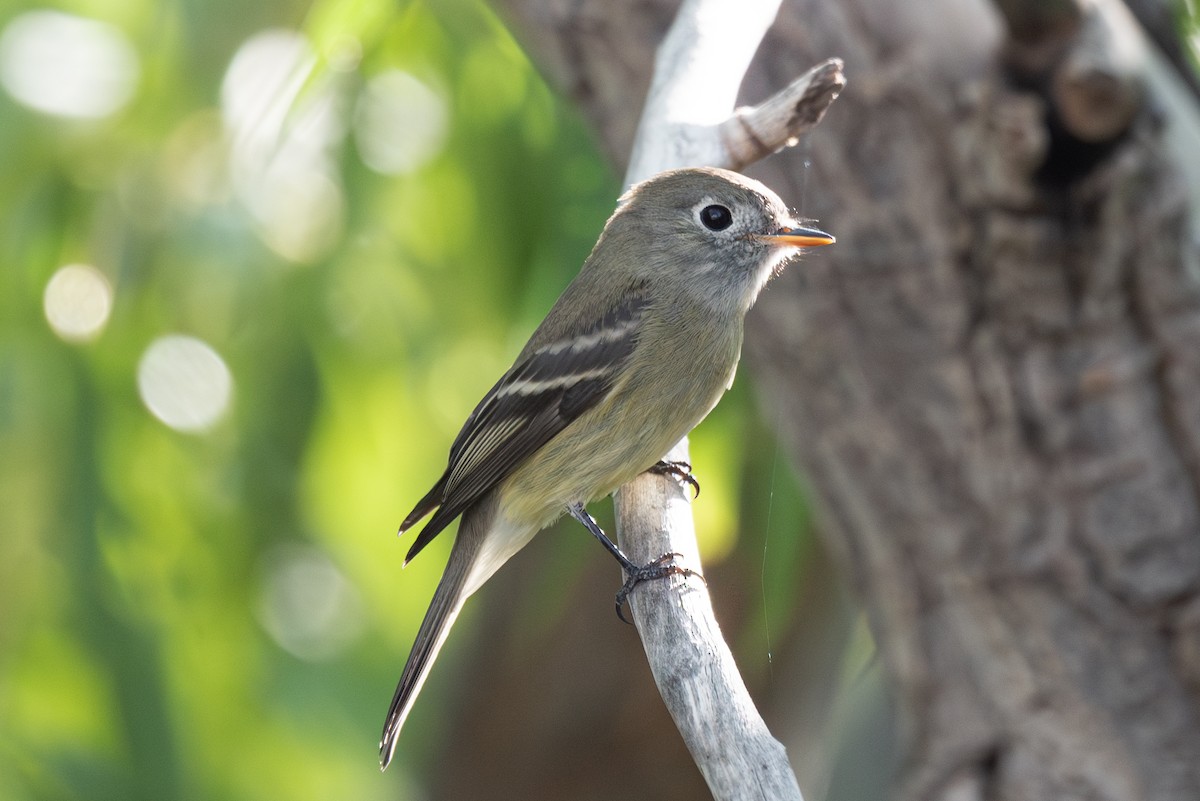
[400,288,651,564]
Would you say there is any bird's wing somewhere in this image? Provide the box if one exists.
[400,287,651,563]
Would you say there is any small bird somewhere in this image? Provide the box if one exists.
[379,166,833,769]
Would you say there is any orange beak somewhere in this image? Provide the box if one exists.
[760,224,835,247]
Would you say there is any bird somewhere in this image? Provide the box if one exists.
[378,166,833,769]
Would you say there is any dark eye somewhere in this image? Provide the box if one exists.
[699,204,733,231]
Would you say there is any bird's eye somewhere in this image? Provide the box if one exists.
[699,204,733,231]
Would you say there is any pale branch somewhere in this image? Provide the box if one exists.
[614,441,803,801]
[625,0,786,182]
[612,0,844,798]
[627,29,845,179]
[721,59,846,171]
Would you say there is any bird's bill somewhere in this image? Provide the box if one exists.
[760,225,835,247]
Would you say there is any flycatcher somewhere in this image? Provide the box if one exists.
[379,166,833,768]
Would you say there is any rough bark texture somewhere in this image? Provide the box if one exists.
[491,0,1200,799]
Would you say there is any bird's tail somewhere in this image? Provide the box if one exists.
[378,495,493,770]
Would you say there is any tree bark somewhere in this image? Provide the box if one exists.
[492,0,1200,799]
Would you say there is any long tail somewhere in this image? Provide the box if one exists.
[378,495,493,770]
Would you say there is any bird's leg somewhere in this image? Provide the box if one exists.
[568,502,636,572]
[566,502,700,624]
[648,459,700,498]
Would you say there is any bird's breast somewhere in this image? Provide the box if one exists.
[498,311,742,528]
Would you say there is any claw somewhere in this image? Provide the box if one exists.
[567,502,704,624]
[613,552,703,623]
[649,460,700,498]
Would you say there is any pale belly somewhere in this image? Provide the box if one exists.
[496,342,737,530]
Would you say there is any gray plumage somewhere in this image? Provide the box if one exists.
[379,166,833,769]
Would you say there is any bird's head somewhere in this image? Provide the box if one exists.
[605,166,834,315]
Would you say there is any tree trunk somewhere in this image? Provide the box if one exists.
[492,0,1200,799]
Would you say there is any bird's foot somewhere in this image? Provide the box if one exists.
[614,552,705,624]
[648,459,700,498]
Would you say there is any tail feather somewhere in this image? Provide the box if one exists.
[379,495,491,770]
[399,473,448,534]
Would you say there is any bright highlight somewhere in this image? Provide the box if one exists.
[44,264,113,342]
[137,335,233,433]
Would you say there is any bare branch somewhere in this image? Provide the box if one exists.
[614,443,803,801]
[625,0,785,182]
[721,59,846,170]
[612,0,844,799]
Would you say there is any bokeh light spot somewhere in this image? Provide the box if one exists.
[137,335,233,433]
[354,70,448,175]
[220,29,347,263]
[256,544,365,662]
[220,29,317,156]
[0,11,138,120]
[43,264,113,343]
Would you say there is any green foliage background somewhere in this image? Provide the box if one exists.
[0,0,836,799]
